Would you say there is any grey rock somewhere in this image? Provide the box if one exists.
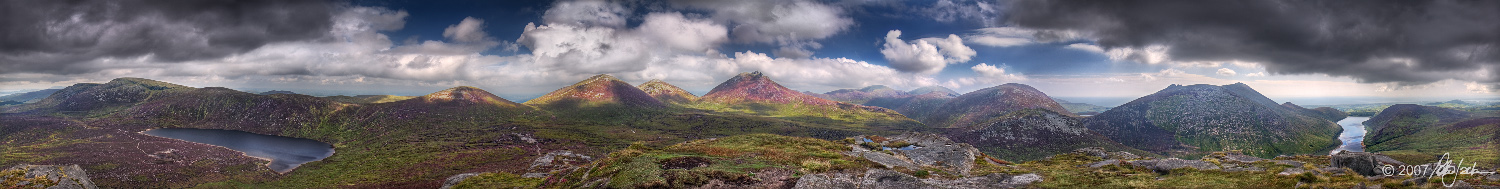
[2,164,97,189]
[1272,160,1305,168]
[1086,159,1123,168]
[1129,158,1220,173]
[521,173,548,178]
[1488,173,1499,181]
[438,173,481,189]
[861,169,934,189]
[1224,167,1265,172]
[1277,168,1306,176]
[1449,180,1474,189]
[1074,147,1109,158]
[1402,176,1428,186]
[859,151,921,170]
[1002,173,1042,186]
[1220,154,1264,163]
[1331,151,1401,176]
[900,143,980,175]
[1107,151,1143,160]
[1319,167,1351,175]
[792,173,860,189]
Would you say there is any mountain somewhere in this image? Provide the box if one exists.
[940,108,1151,161]
[524,74,665,109]
[819,85,910,104]
[1052,98,1111,115]
[0,89,61,104]
[697,71,922,130]
[863,91,954,120]
[700,72,838,106]
[908,86,959,97]
[1360,104,1497,167]
[636,79,698,104]
[321,95,416,104]
[1360,104,1471,147]
[1082,83,1342,158]
[3,77,193,115]
[409,86,524,107]
[921,83,1076,128]
[258,90,298,95]
[1281,102,1348,122]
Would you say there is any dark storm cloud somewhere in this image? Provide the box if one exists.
[1007,0,1500,86]
[0,0,335,74]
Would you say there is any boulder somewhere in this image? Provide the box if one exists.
[438,173,481,189]
[1272,160,1305,167]
[792,173,860,189]
[899,144,980,175]
[859,169,931,189]
[1074,147,1109,158]
[1330,151,1402,176]
[1128,158,1220,173]
[858,151,921,170]
[1277,168,1306,176]
[1086,159,1123,168]
[2,164,97,189]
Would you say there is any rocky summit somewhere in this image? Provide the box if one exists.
[922,83,1076,128]
[941,108,1149,161]
[819,85,911,104]
[524,74,666,108]
[3,164,98,189]
[700,71,839,106]
[637,79,698,104]
[1082,83,1342,158]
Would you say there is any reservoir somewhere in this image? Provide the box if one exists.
[1331,117,1371,154]
[142,128,335,173]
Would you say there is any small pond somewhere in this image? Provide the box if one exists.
[142,128,335,173]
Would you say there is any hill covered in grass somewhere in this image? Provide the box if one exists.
[1082,83,1343,158]
[1361,104,1499,167]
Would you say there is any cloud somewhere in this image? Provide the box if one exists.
[443,17,490,42]
[919,0,1000,26]
[1216,68,1237,76]
[1065,43,1104,53]
[1246,72,1268,77]
[880,30,946,74]
[1007,0,1500,91]
[669,0,853,58]
[972,63,1011,77]
[962,27,1086,47]
[637,12,730,52]
[542,0,629,28]
[919,35,977,64]
[0,0,336,74]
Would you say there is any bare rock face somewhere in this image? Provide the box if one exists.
[865,133,982,175]
[2,164,97,189]
[524,150,593,178]
[1330,151,1405,176]
[1128,158,1221,173]
[792,169,1041,189]
[438,173,481,189]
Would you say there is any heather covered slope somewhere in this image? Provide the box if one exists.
[524,74,666,109]
[819,85,910,104]
[907,86,959,97]
[1053,98,1112,115]
[863,92,954,121]
[921,83,1076,129]
[1359,104,1497,166]
[692,71,923,131]
[3,78,193,115]
[940,108,1152,161]
[320,95,415,104]
[0,89,60,104]
[1082,83,1342,158]
[636,79,698,104]
[1282,102,1349,122]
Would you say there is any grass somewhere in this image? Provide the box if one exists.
[529,134,879,188]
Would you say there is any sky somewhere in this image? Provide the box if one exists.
[1,0,1497,105]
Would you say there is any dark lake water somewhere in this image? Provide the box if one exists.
[1332,117,1371,154]
[142,128,335,173]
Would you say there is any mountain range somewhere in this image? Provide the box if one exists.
[12,74,1486,188]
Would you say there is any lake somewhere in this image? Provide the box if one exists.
[141,128,335,173]
[1331,117,1371,154]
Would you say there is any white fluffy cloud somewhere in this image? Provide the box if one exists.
[443,17,489,42]
[1216,68,1237,76]
[519,23,651,74]
[919,35,977,64]
[881,30,947,74]
[1065,43,1105,53]
[670,0,854,58]
[637,13,730,52]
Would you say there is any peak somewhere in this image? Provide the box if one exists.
[587,74,621,81]
[104,77,189,90]
[858,85,894,92]
[645,79,667,84]
[421,86,519,106]
[736,71,766,78]
[446,86,484,91]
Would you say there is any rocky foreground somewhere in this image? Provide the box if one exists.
[3,164,98,189]
[442,132,1500,188]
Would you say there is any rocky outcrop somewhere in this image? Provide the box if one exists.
[792,169,1041,189]
[3,164,97,189]
[523,150,593,178]
[438,173,481,189]
[1128,158,1221,173]
[1330,151,1405,176]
